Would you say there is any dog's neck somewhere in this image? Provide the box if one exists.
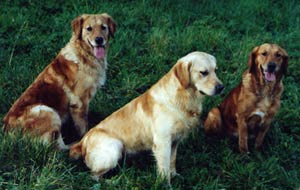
[154,72,204,114]
[243,72,283,99]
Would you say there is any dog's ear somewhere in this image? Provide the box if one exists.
[174,61,192,88]
[247,46,259,73]
[102,13,116,38]
[281,49,288,75]
[72,15,85,39]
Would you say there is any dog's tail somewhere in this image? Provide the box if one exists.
[204,107,223,135]
[69,141,83,160]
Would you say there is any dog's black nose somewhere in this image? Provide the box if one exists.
[95,37,104,45]
[268,62,276,73]
[215,84,224,94]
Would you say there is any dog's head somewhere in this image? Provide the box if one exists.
[248,43,288,82]
[175,52,224,96]
[71,13,116,59]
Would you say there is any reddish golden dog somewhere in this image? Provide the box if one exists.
[3,14,116,149]
[70,52,224,184]
[204,43,288,153]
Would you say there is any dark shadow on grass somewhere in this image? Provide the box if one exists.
[61,111,107,144]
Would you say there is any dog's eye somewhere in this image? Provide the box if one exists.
[261,52,267,56]
[200,71,209,76]
[101,25,107,30]
[275,53,282,58]
[87,26,92,31]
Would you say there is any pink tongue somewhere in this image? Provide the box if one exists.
[264,71,276,81]
[94,47,105,59]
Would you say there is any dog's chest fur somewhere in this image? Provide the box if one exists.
[152,82,202,136]
[167,94,203,141]
[76,61,106,95]
[242,73,281,124]
[60,44,107,101]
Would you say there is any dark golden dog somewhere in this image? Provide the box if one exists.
[3,14,116,149]
[204,43,288,153]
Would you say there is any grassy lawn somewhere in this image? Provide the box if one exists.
[1,0,300,189]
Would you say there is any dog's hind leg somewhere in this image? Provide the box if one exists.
[84,133,123,181]
[25,105,69,150]
[204,107,223,135]
[24,105,69,150]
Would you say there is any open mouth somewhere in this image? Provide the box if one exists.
[261,65,276,82]
[88,40,106,59]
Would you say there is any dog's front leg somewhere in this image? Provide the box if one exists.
[255,99,280,150]
[237,117,249,153]
[69,98,88,137]
[255,121,271,150]
[152,135,172,184]
[170,140,180,177]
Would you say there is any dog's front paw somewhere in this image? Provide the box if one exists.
[91,174,100,182]
[171,171,183,179]
[241,150,250,155]
[239,147,250,154]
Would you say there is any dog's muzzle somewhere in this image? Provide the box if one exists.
[89,37,106,59]
[215,84,224,95]
[262,62,277,82]
[199,84,224,96]
[95,37,104,46]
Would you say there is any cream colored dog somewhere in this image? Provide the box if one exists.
[70,52,224,183]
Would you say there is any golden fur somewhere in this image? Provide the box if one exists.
[3,13,116,149]
[204,43,288,153]
[70,52,224,184]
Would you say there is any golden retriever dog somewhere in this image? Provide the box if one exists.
[3,13,116,149]
[70,51,224,184]
[204,43,288,153]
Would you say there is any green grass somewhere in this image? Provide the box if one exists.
[1,0,300,189]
